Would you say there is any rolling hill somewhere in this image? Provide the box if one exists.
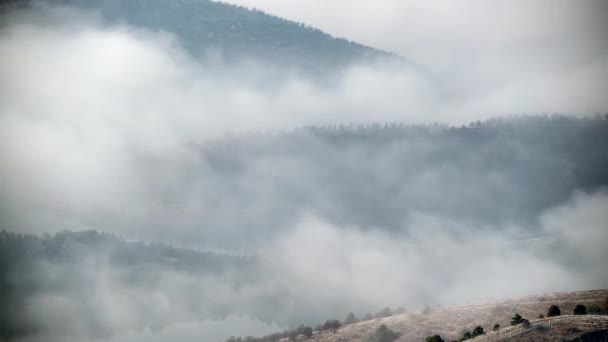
[275,290,608,342]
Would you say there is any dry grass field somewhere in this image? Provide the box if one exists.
[301,289,608,342]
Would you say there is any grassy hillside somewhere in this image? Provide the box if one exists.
[301,290,608,342]
[471,315,608,342]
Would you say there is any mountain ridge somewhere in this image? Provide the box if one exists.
[2,0,399,73]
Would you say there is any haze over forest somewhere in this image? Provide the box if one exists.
[1,1,607,341]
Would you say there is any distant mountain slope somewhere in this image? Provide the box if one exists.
[184,115,608,247]
[12,0,394,72]
[0,230,254,339]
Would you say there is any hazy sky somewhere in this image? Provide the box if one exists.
[218,0,608,63]
[220,0,608,115]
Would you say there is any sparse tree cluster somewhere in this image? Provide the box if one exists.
[460,326,485,341]
[322,320,341,332]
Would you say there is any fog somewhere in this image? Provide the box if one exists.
[1,3,608,342]
[5,191,608,341]
[221,0,608,113]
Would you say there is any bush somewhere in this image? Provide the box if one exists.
[460,331,472,341]
[425,335,445,342]
[511,313,524,326]
[539,314,544,319]
[547,305,561,317]
[521,319,531,329]
[363,313,374,321]
[472,326,485,337]
[492,323,500,331]
[574,304,587,315]
[367,325,400,342]
[322,320,341,332]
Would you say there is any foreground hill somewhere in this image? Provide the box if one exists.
[3,0,393,72]
[303,290,608,342]
[471,315,608,342]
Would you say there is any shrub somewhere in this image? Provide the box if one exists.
[539,314,544,319]
[366,324,400,342]
[363,313,374,321]
[573,304,587,315]
[472,326,485,337]
[510,313,524,326]
[460,331,472,341]
[425,335,445,342]
[521,319,531,329]
[492,323,500,331]
[547,305,561,317]
[322,320,341,332]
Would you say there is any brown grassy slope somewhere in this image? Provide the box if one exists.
[306,289,608,342]
[471,315,608,341]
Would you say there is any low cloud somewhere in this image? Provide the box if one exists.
[11,190,608,342]
[2,7,606,246]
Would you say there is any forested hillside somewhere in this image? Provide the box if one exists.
[2,0,392,72]
[188,115,608,246]
[1,115,607,341]
[0,230,254,339]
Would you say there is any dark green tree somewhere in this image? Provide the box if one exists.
[573,304,587,315]
[510,313,524,325]
[472,326,485,337]
[425,335,445,342]
[460,331,472,341]
[322,320,341,332]
[547,305,561,317]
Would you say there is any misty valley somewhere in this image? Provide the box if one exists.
[1,0,608,342]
